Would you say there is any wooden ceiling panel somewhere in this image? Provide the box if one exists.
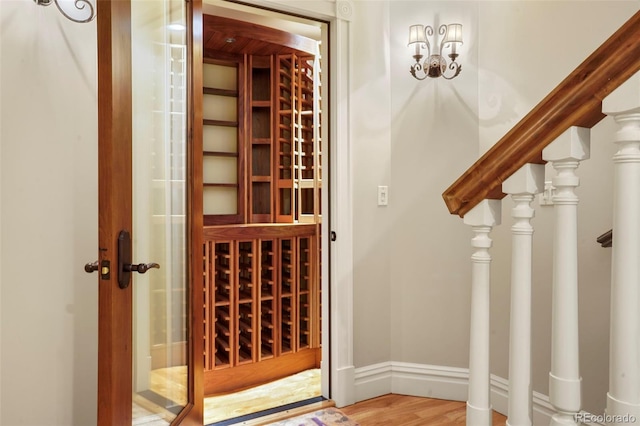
[203,14,318,57]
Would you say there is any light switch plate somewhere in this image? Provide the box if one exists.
[378,186,388,206]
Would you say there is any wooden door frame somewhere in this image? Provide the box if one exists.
[97,1,133,423]
[97,0,203,424]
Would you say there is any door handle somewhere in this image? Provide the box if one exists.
[118,230,160,289]
[124,263,160,274]
[84,260,111,279]
[84,261,99,273]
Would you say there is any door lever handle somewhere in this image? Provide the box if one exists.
[118,230,160,289]
[125,263,160,274]
[84,261,99,273]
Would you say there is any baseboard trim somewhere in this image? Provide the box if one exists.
[353,362,392,402]
[354,362,554,423]
[332,365,356,407]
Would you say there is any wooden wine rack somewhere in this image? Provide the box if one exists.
[200,21,322,395]
[203,224,321,395]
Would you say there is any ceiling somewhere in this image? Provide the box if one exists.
[202,1,322,57]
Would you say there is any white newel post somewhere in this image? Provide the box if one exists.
[503,163,545,426]
[542,127,590,426]
[602,73,640,426]
[464,199,502,426]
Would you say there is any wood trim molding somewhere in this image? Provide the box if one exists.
[97,0,133,424]
[443,11,640,218]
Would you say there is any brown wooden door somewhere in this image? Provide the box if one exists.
[96,0,203,424]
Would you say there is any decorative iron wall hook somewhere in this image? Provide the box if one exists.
[34,0,96,24]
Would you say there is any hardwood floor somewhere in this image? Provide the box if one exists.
[340,394,507,426]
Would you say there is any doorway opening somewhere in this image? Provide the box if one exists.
[198,2,329,424]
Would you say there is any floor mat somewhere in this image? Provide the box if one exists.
[265,407,360,426]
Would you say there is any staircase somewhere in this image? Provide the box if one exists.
[443,11,640,426]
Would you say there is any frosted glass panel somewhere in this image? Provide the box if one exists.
[203,95,237,122]
[203,156,237,184]
[204,187,238,215]
[204,63,236,89]
[203,126,237,153]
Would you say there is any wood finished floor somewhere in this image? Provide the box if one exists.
[147,367,509,425]
[340,394,507,426]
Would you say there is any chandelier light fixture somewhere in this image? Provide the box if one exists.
[33,0,96,24]
[408,23,463,80]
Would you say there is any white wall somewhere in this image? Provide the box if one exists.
[350,0,480,371]
[0,1,98,425]
[350,0,393,369]
[349,0,638,417]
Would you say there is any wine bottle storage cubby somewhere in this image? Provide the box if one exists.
[298,237,311,350]
[260,239,275,360]
[280,238,295,354]
[203,225,320,395]
[213,241,233,369]
[275,54,295,223]
[237,241,255,364]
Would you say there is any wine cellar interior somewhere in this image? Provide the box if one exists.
[200,14,323,396]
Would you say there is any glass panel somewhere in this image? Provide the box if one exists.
[131,0,188,424]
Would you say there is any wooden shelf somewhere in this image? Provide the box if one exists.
[204,151,238,157]
[204,87,238,97]
[204,183,238,188]
[204,119,238,127]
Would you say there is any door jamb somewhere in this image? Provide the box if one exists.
[226,0,356,407]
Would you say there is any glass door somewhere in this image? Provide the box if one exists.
[131,0,188,423]
[96,0,202,424]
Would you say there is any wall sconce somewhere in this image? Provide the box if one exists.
[408,23,463,80]
[33,0,96,23]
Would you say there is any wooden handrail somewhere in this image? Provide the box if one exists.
[443,11,640,217]
[597,229,613,248]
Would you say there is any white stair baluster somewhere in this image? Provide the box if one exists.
[503,163,545,426]
[464,199,502,426]
[602,72,640,426]
[542,127,590,426]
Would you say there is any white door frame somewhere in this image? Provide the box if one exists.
[240,0,356,408]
